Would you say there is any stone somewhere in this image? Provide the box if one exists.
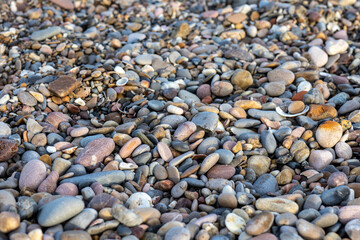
[18,91,37,106]
[315,121,343,148]
[325,39,349,55]
[306,104,337,121]
[60,231,92,240]
[191,111,219,133]
[309,150,334,170]
[290,140,310,163]
[321,185,350,205]
[38,196,85,227]
[255,198,299,214]
[61,170,125,187]
[218,193,238,208]
[126,192,152,209]
[48,76,81,97]
[171,22,190,39]
[264,82,285,97]
[0,190,16,212]
[164,227,191,240]
[157,142,173,162]
[19,160,47,191]
[308,46,328,67]
[111,204,143,227]
[211,81,233,97]
[198,153,219,175]
[248,156,271,177]
[231,69,253,90]
[345,219,360,240]
[51,0,74,9]
[253,174,278,195]
[288,101,305,114]
[327,172,348,188]
[225,213,246,235]
[260,130,276,154]
[0,139,18,162]
[0,212,20,233]
[46,112,70,128]
[296,219,325,240]
[335,141,352,159]
[267,68,295,85]
[245,212,274,236]
[312,213,338,228]
[207,165,236,179]
[339,206,360,224]
[0,122,11,137]
[30,26,62,41]
[75,138,115,168]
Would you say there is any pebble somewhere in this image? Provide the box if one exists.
[256,198,299,214]
[315,121,343,148]
[30,26,62,41]
[38,196,84,227]
[245,212,274,236]
[19,160,47,191]
[308,46,328,67]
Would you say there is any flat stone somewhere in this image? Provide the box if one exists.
[75,138,115,168]
[191,111,219,133]
[18,91,37,106]
[38,196,84,227]
[30,26,62,41]
[255,198,299,214]
[48,76,81,97]
[61,170,125,187]
[0,139,18,162]
[51,0,74,9]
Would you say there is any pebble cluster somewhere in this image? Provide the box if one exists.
[1,0,360,239]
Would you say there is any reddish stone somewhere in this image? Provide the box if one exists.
[51,0,74,10]
[88,193,120,211]
[48,76,81,97]
[153,180,174,191]
[37,171,59,194]
[206,165,236,179]
[0,139,18,162]
[19,160,47,191]
[55,183,78,196]
[291,91,307,101]
[45,112,70,129]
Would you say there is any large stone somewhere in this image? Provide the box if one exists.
[315,121,342,148]
[75,138,115,168]
[48,76,81,97]
[30,26,62,41]
[38,196,84,227]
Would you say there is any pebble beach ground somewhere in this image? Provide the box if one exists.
[1,0,360,239]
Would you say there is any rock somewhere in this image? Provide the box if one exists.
[126,192,152,209]
[321,186,350,205]
[306,104,337,121]
[48,76,81,97]
[339,206,360,224]
[325,39,349,55]
[338,100,360,115]
[218,193,238,209]
[275,213,298,226]
[61,170,125,187]
[38,196,85,227]
[60,231,92,240]
[335,141,352,159]
[248,156,271,177]
[171,22,190,39]
[226,12,247,23]
[288,101,305,114]
[255,198,299,214]
[207,165,235,179]
[0,139,18,162]
[328,172,349,190]
[46,112,70,128]
[191,112,219,132]
[290,140,310,163]
[312,213,338,228]
[211,81,233,97]
[157,142,173,162]
[267,68,295,85]
[18,91,37,106]
[30,26,62,41]
[345,219,360,240]
[308,46,328,67]
[260,130,276,154]
[276,169,293,185]
[64,208,97,230]
[245,212,274,236]
[164,227,191,240]
[264,82,285,96]
[303,88,325,105]
[51,0,74,9]
[88,193,120,210]
[171,181,188,198]
[19,160,47,191]
[173,122,197,141]
[0,190,16,212]
[17,196,38,219]
[296,219,325,240]
[231,69,253,90]
[248,109,285,121]
[0,122,11,138]
[198,153,219,175]
[253,174,278,195]
[315,121,342,148]
[111,204,142,227]
[75,138,115,168]
[225,213,246,235]
[309,150,334,170]
[0,212,20,233]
